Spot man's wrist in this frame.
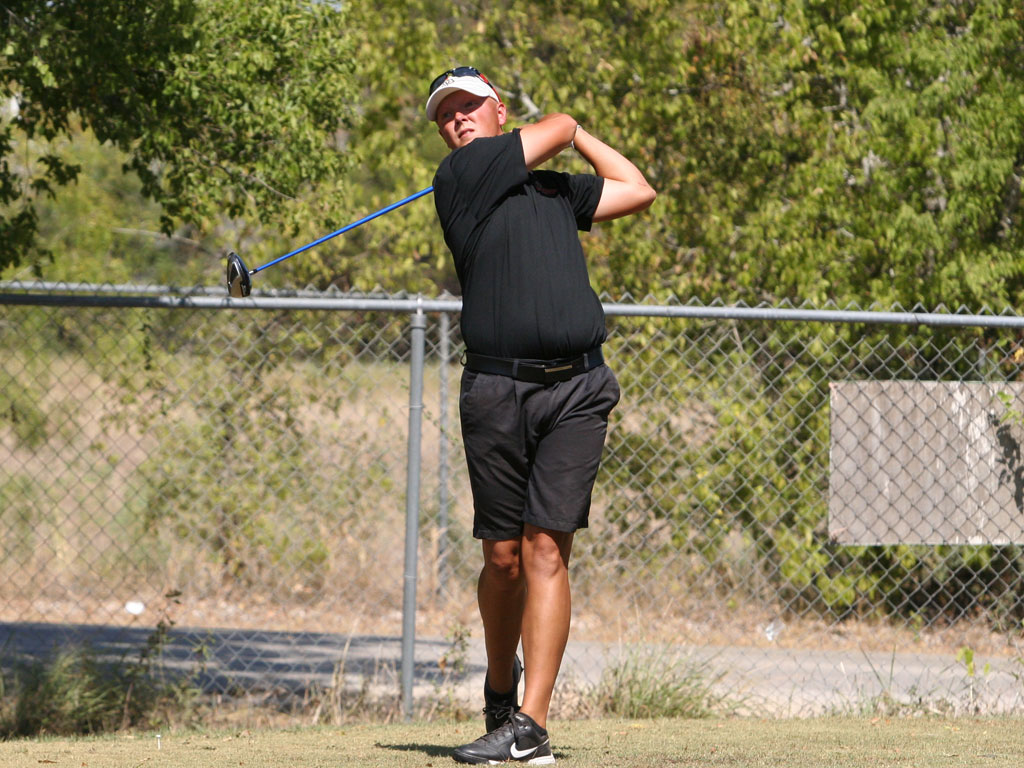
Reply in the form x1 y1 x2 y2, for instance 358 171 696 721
570 123 581 151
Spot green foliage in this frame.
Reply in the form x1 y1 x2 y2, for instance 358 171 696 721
7 1 1024 308
0 381 48 448
129 0 357 238
689 0 1024 310
1 128 215 284
1 0 356 273
333 0 1024 309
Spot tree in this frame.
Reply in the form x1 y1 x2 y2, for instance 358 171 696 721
704 0 1024 311
0 0 356 273
332 0 1024 310
7 0 1024 310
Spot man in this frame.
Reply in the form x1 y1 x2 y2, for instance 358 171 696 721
426 66 655 764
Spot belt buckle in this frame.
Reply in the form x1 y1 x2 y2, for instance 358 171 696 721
543 363 574 375
540 361 578 382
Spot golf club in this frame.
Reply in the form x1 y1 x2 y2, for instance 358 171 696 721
226 186 434 297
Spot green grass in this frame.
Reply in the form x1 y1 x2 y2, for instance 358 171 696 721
0 717 1020 767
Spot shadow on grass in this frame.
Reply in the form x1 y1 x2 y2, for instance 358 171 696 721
374 742 453 758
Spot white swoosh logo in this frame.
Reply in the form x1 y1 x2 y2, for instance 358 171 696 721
509 743 538 759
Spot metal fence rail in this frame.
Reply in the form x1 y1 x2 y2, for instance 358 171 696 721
2 282 1023 718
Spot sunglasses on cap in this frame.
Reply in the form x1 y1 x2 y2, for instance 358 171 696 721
428 66 496 97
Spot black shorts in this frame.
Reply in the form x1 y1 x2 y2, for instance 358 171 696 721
459 364 620 540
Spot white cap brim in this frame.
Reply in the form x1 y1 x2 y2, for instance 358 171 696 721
425 75 499 121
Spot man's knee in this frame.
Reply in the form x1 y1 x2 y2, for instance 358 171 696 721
522 526 573 579
483 539 523 583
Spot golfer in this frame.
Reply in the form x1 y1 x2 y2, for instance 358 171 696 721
426 66 656 764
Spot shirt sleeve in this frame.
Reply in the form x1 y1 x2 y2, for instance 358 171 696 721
565 173 605 232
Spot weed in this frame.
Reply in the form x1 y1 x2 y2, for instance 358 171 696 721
303 632 403 726
0 386 49 448
308 634 378 725
835 648 955 717
586 646 729 719
956 645 993 714
0 590 204 736
423 621 473 721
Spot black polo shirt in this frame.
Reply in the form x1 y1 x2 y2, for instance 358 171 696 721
433 129 605 360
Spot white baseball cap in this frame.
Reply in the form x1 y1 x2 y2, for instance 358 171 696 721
425 66 500 121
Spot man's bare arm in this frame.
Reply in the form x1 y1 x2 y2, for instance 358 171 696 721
571 127 656 221
520 115 655 221
518 113 578 169
519 115 656 220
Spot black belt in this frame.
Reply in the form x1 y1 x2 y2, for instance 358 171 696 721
464 347 604 384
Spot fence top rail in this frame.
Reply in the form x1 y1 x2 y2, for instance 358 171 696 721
2 281 1023 328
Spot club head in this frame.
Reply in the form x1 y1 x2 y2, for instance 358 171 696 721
226 251 252 297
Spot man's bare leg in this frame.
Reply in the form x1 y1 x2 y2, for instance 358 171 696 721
479 538 526 693
518 523 574 729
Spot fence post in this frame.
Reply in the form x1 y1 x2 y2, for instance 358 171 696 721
438 311 451 598
401 302 426 720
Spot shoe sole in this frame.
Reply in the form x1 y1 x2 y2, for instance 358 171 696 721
453 756 555 766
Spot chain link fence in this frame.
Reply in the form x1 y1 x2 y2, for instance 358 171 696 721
2 282 1024 718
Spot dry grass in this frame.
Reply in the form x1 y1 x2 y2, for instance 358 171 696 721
1 353 476 637
4 351 1023 664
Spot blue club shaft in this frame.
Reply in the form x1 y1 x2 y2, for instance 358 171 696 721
251 186 434 275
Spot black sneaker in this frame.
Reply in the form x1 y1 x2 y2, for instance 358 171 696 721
482 655 523 732
453 711 555 765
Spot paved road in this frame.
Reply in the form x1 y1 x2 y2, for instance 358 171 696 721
2 622 1021 716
